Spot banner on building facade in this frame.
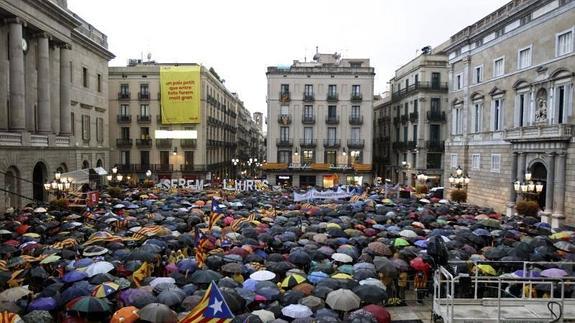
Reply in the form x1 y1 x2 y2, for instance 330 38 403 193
160 65 201 124
293 187 352 202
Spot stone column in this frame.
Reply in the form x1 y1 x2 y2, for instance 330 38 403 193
517 152 526 181
37 33 51 134
552 151 566 228
59 44 71 135
506 152 519 217
50 44 61 134
7 18 26 130
543 152 556 222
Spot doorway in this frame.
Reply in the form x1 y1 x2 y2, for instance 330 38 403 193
32 162 48 202
530 162 547 209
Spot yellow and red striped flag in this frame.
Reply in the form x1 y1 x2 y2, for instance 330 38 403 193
208 213 223 231
132 262 153 288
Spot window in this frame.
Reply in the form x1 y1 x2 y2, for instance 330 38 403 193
493 57 505 77
450 154 458 169
350 150 362 163
352 85 360 96
81 115 90 141
141 151 150 166
455 74 462 90
303 127 313 143
160 151 170 165
328 105 337 118
492 98 503 131
473 103 483 133
327 127 336 141
141 127 150 139
328 84 337 96
140 83 149 95
431 98 440 113
403 126 408 143
304 105 313 118
82 67 88 88
120 84 129 95
280 127 289 141
431 72 441 89
120 151 130 165
351 105 360 118
97 74 101 92
452 106 463 134
120 104 129 116
491 154 501 172
280 84 289 94
555 84 569 124
430 124 440 142
96 117 103 143
184 151 194 166
474 65 483 83
472 154 480 170
351 127 360 142
412 125 417 142
71 112 75 136
413 99 418 112
140 104 149 116
121 127 130 139
556 29 573 56
516 93 527 127
278 151 291 164
518 46 532 69
280 105 289 116
302 150 314 164
326 151 337 165
304 84 313 95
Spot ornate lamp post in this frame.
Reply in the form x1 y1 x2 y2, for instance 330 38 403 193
106 166 124 186
514 172 543 200
231 158 239 179
43 171 72 199
448 166 470 190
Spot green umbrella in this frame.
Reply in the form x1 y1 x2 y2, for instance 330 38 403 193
393 238 410 247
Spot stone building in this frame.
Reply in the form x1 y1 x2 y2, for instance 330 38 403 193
373 94 391 179
108 61 261 181
444 0 575 227
0 0 114 210
383 47 449 186
264 52 375 187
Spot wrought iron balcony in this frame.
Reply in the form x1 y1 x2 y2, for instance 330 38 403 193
138 92 150 100
276 138 293 147
347 139 365 148
153 164 173 172
302 115 315 124
278 114 292 125
326 116 339 125
351 93 363 102
117 115 132 124
116 138 133 147
349 115 363 125
427 111 447 122
180 139 197 148
300 139 317 148
323 139 341 148
156 139 172 149
135 138 152 147
118 92 130 100
303 93 315 102
279 92 290 104
327 93 338 102
137 115 151 123
409 112 419 123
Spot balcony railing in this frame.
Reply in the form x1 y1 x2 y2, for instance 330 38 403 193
426 140 445 152
349 115 363 125
300 139 317 148
347 139 365 148
327 93 338 102
180 164 210 172
351 93 363 102
427 111 447 122
392 141 415 151
153 164 173 172
116 138 133 147
135 138 152 147
118 92 130 100
326 116 339 124
276 138 293 147
180 139 197 148
303 93 315 102
156 139 172 148
409 112 419 123
391 81 448 101
302 115 315 124
407 141 417 150
117 115 132 123
137 115 151 123
323 139 341 148
279 92 290 104
138 92 150 100
278 114 292 125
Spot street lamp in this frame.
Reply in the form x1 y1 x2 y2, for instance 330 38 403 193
514 172 543 200
146 169 152 178
44 172 73 199
231 158 239 179
107 166 124 186
448 166 470 190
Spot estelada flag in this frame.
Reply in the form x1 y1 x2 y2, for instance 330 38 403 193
208 212 223 231
132 262 153 288
180 281 234 323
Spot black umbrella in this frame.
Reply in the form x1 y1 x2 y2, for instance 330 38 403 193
190 269 222 284
353 285 388 304
220 288 246 314
281 290 305 305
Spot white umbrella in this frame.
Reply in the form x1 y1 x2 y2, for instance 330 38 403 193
150 277 176 287
359 278 386 290
84 261 115 277
331 253 353 263
399 230 417 238
252 309 275 322
326 289 361 311
34 207 47 213
250 270 276 281
439 199 449 204
419 198 431 204
281 304 313 319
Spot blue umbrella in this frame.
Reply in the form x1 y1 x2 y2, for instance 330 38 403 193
308 271 329 284
177 259 196 272
61 285 91 304
28 297 57 311
63 270 88 283
473 228 491 237
414 240 428 248
513 270 541 278
73 258 94 268
242 279 257 291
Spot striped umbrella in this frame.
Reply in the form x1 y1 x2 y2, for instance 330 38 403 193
66 296 111 313
91 282 120 298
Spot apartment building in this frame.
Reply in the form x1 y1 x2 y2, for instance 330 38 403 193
0 0 114 210
444 0 575 227
264 52 375 187
108 61 261 181
373 94 392 180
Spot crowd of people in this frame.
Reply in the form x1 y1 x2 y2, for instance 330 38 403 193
0 183 573 323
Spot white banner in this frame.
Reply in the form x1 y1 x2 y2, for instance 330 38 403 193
223 179 269 191
294 187 351 202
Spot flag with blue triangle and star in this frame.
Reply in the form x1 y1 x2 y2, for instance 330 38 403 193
180 281 234 323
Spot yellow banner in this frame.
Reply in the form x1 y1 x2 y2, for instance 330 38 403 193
160 65 201 124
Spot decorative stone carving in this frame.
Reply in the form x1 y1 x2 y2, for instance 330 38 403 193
535 88 548 123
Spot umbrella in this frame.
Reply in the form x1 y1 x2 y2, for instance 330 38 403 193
111 306 139 323
84 261 115 277
367 242 391 256
409 257 431 272
149 277 176 288
22 310 53 323
362 304 391 323
373 257 398 278
281 304 313 319
331 253 353 263
250 270 276 282
288 250 312 266
399 230 417 238
281 274 307 289
63 271 88 283
137 303 178 323
541 268 569 278
326 289 361 311
308 271 329 284
91 282 120 298
28 297 57 311
66 296 111 313
252 309 275 322
353 285 388 304
157 289 185 307
0 287 32 302
191 270 223 284
476 264 497 276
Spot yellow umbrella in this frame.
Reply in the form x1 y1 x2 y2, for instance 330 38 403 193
476 264 496 276
331 273 352 280
550 231 573 240
22 233 40 238
281 274 307 288
326 223 341 230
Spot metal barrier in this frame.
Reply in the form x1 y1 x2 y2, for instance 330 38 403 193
432 261 575 323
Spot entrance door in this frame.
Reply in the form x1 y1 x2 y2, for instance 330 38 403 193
530 162 547 209
33 162 47 202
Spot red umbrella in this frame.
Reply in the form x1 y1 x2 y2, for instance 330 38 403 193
363 304 391 323
409 257 431 272
16 225 30 235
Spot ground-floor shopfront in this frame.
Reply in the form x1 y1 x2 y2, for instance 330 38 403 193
266 172 373 188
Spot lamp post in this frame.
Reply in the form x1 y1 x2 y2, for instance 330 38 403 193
43 171 72 199
106 166 124 186
416 172 428 183
448 166 470 190
231 158 239 179
514 172 543 200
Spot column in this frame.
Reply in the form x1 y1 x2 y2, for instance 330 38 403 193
517 152 526 180
544 152 555 215
59 44 71 135
7 18 25 130
50 44 61 134
37 33 51 134
507 152 519 217
552 151 566 227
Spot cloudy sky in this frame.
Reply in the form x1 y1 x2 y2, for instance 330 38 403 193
69 0 509 117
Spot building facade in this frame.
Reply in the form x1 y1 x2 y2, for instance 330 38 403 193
108 61 261 181
383 48 449 186
264 52 375 187
373 94 391 180
0 0 114 210
444 0 575 227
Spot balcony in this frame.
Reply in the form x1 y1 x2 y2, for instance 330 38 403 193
323 139 341 148
303 93 315 102
117 115 132 124
426 140 445 152
347 139 365 149
300 139 317 148
327 93 338 102
276 138 293 147
116 138 133 147
400 115 409 124
156 139 172 149
138 92 150 100
392 142 406 151
351 93 363 102
393 116 400 125
181 164 209 172
135 138 152 148
407 141 417 150
278 114 292 125
118 92 130 100
391 81 448 101
503 124 573 143
427 111 446 122
409 112 419 123
326 116 339 125
137 115 151 124
279 92 290 104
153 164 173 172
349 115 363 125
180 139 197 148
302 115 315 124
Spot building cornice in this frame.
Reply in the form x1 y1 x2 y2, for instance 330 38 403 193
25 0 81 30
71 29 115 60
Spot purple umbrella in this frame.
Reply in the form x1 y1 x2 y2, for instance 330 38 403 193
177 259 196 272
73 258 94 268
414 240 428 248
513 270 541 278
28 297 57 311
63 271 88 283
541 268 569 278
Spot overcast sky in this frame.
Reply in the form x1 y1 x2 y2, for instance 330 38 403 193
68 0 509 117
